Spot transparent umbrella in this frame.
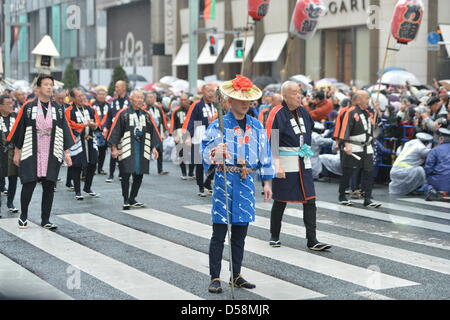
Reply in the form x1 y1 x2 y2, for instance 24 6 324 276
289 74 312 87
159 76 178 86
379 70 421 86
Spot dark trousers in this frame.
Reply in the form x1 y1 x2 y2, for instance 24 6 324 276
97 146 108 173
270 200 318 244
156 144 164 173
209 223 249 279
109 155 117 177
180 163 195 176
70 163 96 194
6 176 18 206
196 164 214 191
351 168 362 191
120 173 144 203
339 167 373 200
20 179 55 225
66 167 72 187
0 177 5 191
0 176 18 207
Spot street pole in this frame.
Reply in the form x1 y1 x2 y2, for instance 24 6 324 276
4 0 11 78
188 0 198 95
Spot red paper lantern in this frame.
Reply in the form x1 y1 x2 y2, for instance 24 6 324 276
290 0 327 40
391 0 424 45
248 0 271 21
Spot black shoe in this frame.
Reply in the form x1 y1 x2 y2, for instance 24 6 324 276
123 203 131 210
18 218 28 229
98 170 107 175
66 185 75 191
7 205 19 214
229 275 256 289
308 241 332 251
363 200 382 208
158 171 169 176
75 193 84 201
339 196 353 206
208 278 223 294
198 189 207 197
105 176 114 183
2 190 8 196
42 222 57 230
269 237 281 247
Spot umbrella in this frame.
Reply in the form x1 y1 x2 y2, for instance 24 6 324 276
379 70 421 86
159 76 178 86
370 93 388 111
377 67 407 76
143 83 156 91
171 79 189 93
319 78 338 83
335 82 350 92
264 83 281 93
367 84 387 93
289 74 312 87
315 80 333 89
252 76 277 90
128 74 148 82
334 92 348 102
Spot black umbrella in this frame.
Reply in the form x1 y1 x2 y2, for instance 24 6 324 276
128 74 148 82
252 76 277 90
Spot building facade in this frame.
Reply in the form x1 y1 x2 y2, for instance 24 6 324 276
3 0 172 87
169 0 450 86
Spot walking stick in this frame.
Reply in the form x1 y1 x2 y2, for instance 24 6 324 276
215 88 235 300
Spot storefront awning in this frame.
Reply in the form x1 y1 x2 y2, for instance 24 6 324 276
222 36 255 63
197 39 225 65
253 32 288 63
172 42 190 66
439 25 450 57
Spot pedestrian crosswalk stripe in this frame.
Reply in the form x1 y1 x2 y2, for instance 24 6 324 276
123 208 419 290
398 198 450 210
315 201 450 234
355 291 395 300
0 253 73 300
350 199 450 221
186 205 450 276
255 202 450 251
0 219 201 300
60 213 324 300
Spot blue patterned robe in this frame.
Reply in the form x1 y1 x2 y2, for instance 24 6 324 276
201 111 275 225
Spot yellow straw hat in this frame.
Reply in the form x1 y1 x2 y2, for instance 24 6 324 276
219 75 262 101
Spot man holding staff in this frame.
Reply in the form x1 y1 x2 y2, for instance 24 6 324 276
202 75 274 294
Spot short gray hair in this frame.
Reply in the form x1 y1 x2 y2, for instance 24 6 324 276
281 81 299 96
130 90 144 98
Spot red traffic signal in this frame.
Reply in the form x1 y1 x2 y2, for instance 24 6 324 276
209 35 218 56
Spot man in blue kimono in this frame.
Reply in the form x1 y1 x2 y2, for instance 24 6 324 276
265 81 331 251
424 128 450 201
202 75 274 294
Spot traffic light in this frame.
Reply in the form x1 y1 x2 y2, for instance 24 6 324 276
209 35 218 56
234 38 244 58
